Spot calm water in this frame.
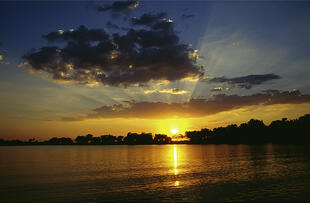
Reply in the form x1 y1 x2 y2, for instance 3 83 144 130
1 145 310 202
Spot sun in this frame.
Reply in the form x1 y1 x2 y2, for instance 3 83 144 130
171 128 179 135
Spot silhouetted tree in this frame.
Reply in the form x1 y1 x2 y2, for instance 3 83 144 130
116 136 124 144
46 137 73 145
185 115 310 145
75 135 89 145
124 132 153 144
124 132 138 144
100 135 117 145
137 133 153 144
154 134 172 144
186 128 211 144
90 136 101 145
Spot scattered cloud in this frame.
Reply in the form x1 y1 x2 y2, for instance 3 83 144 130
0 44 9 65
206 74 281 89
42 26 109 43
23 12 203 87
97 0 139 13
181 14 195 20
63 89 310 120
106 21 120 30
232 42 240 46
0 61 10 65
58 29 64 35
211 87 229 92
131 12 166 26
144 88 188 95
121 27 130 31
159 88 188 95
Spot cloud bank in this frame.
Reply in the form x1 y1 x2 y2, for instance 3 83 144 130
97 0 139 13
206 74 281 89
63 89 310 120
144 88 188 95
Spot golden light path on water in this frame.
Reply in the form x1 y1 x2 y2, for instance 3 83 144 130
174 146 178 174
173 146 180 186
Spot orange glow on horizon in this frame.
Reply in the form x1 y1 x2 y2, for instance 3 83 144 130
2 103 310 141
156 118 189 137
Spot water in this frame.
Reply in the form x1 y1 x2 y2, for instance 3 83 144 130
1 145 310 202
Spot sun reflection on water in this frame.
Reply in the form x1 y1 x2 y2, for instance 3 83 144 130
172 146 180 187
174 146 178 175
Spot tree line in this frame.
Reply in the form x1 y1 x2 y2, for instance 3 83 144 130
0 133 172 146
185 114 310 144
0 114 309 146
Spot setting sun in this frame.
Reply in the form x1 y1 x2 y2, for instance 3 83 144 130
171 128 179 135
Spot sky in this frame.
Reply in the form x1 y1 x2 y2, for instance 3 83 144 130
1 0 310 140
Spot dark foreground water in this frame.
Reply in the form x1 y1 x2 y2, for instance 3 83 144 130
1 145 310 202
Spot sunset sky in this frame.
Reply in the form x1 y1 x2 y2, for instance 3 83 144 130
1 1 310 140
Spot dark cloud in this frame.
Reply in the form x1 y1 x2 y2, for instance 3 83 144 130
130 12 175 33
97 0 139 13
132 29 179 47
181 14 195 20
106 21 120 30
63 89 310 120
206 74 281 89
131 13 166 26
0 42 9 64
262 89 282 94
42 26 110 43
121 27 130 31
23 13 202 87
0 50 8 55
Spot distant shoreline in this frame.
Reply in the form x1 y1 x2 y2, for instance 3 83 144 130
1 114 310 146
1 143 310 147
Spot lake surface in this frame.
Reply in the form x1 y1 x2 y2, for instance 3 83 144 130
1 145 310 202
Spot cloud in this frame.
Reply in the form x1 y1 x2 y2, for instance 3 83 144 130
130 13 176 33
97 0 139 13
42 25 110 43
181 14 195 20
63 89 310 120
0 44 9 65
121 27 130 31
144 88 188 95
23 13 203 87
211 87 230 92
206 74 281 89
131 12 166 26
106 21 120 30
159 88 188 95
